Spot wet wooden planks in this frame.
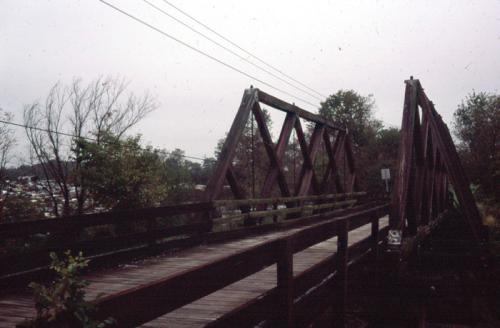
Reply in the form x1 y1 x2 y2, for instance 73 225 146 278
141 219 386 327
0 218 386 328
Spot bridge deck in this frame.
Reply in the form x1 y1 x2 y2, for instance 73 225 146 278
0 217 387 327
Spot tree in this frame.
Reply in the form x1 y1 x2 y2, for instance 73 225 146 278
163 149 195 203
1 194 45 223
23 77 156 217
215 109 272 198
365 127 400 193
318 90 382 190
0 108 15 186
81 133 168 210
318 90 381 149
453 92 500 203
0 108 16 221
187 157 216 186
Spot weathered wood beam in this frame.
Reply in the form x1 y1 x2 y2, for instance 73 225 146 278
333 220 349 327
255 89 345 131
252 103 291 198
420 129 434 225
225 165 247 201
276 239 294 327
91 205 388 327
390 79 418 231
213 191 366 208
322 131 344 193
294 118 321 194
260 112 296 200
343 133 359 192
412 106 425 227
204 89 256 201
416 81 485 242
295 123 325 196
213 199 357 224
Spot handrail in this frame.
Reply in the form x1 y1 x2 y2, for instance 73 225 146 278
0 202 213 238
213 192 366 207
213 199 357 224
0 192 367 238
91 204 389 327
0 193 369 281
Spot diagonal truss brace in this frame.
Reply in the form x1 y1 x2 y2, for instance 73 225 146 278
204 88 359 214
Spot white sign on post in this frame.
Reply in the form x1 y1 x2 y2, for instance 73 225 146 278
381 168 390 180
380 168 391 192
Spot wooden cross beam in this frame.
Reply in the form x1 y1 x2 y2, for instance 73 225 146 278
294 121 324 196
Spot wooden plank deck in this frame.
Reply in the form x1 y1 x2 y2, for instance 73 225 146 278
0 217 387 327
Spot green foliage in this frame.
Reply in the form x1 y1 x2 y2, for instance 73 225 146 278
186 157 216 185
364 127 401 193
1 193 45 223
318 90 389 192
163 149 195 203
80 133 169 210
319 90 381 148
25 251 114 328
453 91 500 204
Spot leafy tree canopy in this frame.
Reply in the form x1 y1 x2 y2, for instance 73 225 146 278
453 91 500 203
80 133 169 210
318 90 382 148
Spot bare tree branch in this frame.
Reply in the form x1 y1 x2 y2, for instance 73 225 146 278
23 76 157 217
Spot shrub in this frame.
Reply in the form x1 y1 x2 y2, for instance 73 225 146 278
21 251 114 328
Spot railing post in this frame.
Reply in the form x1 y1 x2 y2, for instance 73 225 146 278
146 214 157 249
334 220 349 328
276 238 294 327
203 204 215 233
370 212 380 286
371 212 379 260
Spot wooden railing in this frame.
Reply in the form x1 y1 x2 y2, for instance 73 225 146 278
89 204 389 327
0 192 368 283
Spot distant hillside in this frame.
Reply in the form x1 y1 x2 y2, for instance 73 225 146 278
4 162 73 180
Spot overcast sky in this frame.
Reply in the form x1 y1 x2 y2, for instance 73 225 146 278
1 0 500 164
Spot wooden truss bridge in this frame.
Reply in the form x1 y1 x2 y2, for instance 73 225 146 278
0 78 487 327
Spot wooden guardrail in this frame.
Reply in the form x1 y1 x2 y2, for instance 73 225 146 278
89 203 389 327
0 192 367 283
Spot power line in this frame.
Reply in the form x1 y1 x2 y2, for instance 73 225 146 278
0 119 83 140
142 0 323 102
159 0 328 99
98 0 320 109
0 119 208 162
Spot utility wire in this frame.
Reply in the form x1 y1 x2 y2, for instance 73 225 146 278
159 0 328 99
143 0 323 102
98 0 320 109
0 119 208 162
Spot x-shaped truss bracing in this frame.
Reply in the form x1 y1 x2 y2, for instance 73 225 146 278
204 88 358 211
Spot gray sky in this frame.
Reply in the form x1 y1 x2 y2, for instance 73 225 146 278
1 0 500 164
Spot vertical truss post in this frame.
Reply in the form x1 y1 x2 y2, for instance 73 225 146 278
390 78 419 237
